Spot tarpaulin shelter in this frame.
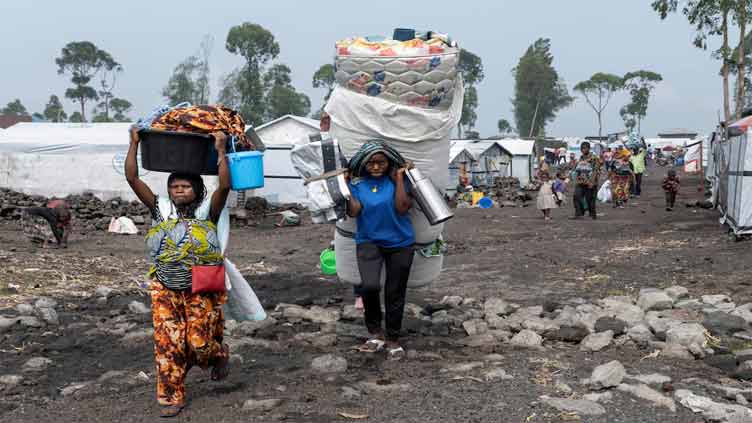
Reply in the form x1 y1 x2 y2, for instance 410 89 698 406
717 116 752 235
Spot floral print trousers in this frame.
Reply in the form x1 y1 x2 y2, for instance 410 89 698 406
150 281 228 406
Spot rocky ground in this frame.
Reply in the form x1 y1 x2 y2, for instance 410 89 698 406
2 167 752 422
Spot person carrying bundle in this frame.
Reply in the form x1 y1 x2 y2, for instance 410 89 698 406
125 127 232 418
346 141 414 360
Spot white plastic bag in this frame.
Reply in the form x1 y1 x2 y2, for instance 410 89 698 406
597 180 612 203
107 216 138 235
223 258 267 322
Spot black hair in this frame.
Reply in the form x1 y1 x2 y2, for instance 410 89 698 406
581 141 591 149
167 172 207 218
667 169 677 177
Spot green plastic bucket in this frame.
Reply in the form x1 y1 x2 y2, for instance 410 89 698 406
320 248 337 275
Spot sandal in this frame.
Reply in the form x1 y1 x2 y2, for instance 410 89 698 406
387 346 406 361
211 344 230 381
357 339 385 353
160 404 185 418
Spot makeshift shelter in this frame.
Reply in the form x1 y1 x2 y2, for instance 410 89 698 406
255 114 320 145
495 139 535 185
717 116 752 235
448 143 474 192
449 140 512 188
0 122 307 204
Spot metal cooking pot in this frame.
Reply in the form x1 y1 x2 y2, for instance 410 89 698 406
405 167 454 225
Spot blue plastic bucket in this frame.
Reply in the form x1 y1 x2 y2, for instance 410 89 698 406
227 151 264 191
478 197 493 209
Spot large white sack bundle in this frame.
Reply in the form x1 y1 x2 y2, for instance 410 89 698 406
325 84 462 192
334 215 443 288
325 81 463 143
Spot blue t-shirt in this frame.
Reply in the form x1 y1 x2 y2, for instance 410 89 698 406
349 175 414 248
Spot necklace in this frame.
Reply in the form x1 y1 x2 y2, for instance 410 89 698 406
371 185 378 193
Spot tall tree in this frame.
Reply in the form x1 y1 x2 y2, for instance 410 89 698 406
110 98 133 122
1 99 30 117
512 38 573 138
497 118 513 134
729 30 752 110
163 56 205 105
263 64 310 119
225 22 280 126
458 50 484 138
69 111 84 123
652 0 735 121
734 2 751 118
43 95 67 122
621 71 663 133
574 73 623 138
312 63 336 104
55 41 118 122
97 62 123 121
162 35 213 105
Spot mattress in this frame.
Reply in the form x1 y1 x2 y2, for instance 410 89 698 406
334 37 460 109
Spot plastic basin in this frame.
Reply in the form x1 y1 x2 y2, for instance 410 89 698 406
320 248 337 275
478 197 493 209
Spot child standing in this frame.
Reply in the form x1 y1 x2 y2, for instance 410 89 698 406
552 172 568 207
662 169 680 211
537 170 558 221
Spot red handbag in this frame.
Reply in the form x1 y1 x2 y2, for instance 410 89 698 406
191 264 226 294
185 221 226 294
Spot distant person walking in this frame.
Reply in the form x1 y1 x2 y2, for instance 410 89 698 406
662 168 680 211
630 148 647 197
571 142 601 220
609 150 633 209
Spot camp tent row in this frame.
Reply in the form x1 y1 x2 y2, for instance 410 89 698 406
0 119 535 205
708 116 752 236
448 139 535 193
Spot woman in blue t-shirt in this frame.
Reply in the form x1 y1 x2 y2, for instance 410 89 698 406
347 144 414 360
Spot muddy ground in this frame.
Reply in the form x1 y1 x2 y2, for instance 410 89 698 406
0 167 750 422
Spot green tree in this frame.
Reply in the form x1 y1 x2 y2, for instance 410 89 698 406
512 38 573 138
1 99 30 117
458 49 484 138
32 112 44 120
97 63 123 121
263 64 310 119
110 98 133 122
225 22 280 125
573 73 623 138
621 71 663 133
312 64 336 105
43 95 67 122
69 111 84 123
162 35 213 105
652 0 738 120
497 118 514 134
56 41 119 122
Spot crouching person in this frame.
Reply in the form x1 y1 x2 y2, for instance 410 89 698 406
346 142 415 361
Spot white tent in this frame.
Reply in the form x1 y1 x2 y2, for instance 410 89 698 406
255 115 320 146
496 139 535 186
0 122 305 205
0 122 184 201
717 117 752 235
448 143 473 192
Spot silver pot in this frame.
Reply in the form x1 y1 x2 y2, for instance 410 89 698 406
406 168 454 225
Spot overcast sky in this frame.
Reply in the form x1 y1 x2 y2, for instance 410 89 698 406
0 0 727 137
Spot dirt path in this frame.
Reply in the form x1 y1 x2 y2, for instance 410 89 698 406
1 165 750 422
